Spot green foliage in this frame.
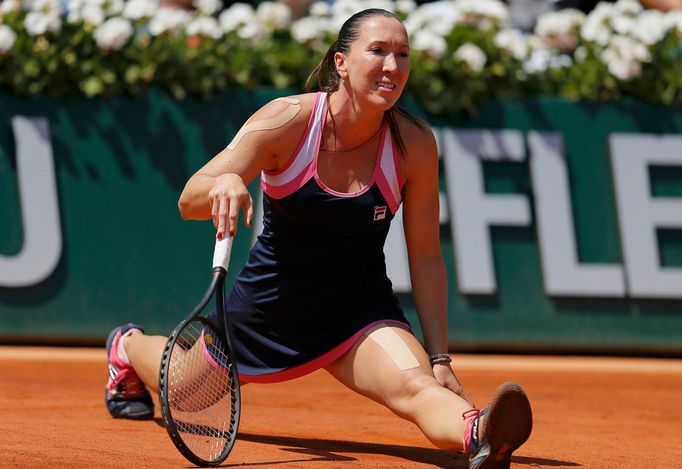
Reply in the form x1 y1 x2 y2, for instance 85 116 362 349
1 5 681 117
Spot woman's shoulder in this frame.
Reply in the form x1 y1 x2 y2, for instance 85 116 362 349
247 92 320 142
259 92 319 118
392 109 437 156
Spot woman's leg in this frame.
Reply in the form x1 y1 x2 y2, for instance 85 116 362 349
325 325 473 450
123 330 167 393
325 324 533 467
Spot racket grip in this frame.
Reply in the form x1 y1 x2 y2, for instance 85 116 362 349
212 235 234 271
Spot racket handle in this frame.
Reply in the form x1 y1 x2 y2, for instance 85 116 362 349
212 235 234 271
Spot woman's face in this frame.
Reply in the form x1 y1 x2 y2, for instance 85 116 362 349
337 16 410 110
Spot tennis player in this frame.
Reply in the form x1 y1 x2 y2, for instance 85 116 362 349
104 8 532 468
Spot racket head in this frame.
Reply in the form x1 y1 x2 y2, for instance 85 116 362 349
159 279 241 467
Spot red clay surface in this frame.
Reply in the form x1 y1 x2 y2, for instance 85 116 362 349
0 347 680 468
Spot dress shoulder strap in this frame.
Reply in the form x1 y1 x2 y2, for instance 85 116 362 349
375 124 404 214
261 92 327 199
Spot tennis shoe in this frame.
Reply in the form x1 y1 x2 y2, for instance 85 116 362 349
463 382 533 469
105 323 154 420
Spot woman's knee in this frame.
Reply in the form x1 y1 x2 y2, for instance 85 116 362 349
390 373 440 415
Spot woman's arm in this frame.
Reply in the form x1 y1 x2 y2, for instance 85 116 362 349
401 127 447 357
401 123 473 404
178 95 310 237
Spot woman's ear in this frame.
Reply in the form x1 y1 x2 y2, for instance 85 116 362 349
334 52 348 80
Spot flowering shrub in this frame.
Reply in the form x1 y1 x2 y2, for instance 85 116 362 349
0 0 681 115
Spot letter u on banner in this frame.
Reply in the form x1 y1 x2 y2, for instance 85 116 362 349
0 117 62 287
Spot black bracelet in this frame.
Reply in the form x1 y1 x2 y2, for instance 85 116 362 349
429 353 452 366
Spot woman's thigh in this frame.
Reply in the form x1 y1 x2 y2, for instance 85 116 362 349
324 324 437 413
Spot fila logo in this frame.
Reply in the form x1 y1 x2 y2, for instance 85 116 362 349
373 206 387 221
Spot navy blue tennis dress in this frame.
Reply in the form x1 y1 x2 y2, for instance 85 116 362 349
226 92 410 383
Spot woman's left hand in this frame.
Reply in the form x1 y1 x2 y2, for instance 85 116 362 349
432 363 475 407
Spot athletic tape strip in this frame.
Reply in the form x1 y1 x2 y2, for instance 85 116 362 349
226 98 301 150
366 326 420 371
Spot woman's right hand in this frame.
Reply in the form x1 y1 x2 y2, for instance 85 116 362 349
208 173 253 239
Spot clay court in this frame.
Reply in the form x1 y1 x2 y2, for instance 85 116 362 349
0 347 680 468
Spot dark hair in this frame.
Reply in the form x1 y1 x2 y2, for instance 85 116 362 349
305 8 428 155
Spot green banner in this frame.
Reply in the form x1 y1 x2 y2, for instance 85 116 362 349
1 90 681 354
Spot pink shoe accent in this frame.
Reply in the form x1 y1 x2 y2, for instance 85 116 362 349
200 329 229 374
106 329 146 399
462 408 481 454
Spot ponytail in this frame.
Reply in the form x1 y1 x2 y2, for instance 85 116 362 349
305 41 341 93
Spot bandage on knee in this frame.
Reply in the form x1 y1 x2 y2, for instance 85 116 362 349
366 326 420 371
226 97 301 150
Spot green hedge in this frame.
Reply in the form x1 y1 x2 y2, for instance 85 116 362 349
0 0 681 115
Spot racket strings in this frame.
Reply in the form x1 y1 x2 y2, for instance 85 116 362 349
167 320 238 461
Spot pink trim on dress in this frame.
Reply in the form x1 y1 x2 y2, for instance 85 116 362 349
261 92 327 198
261 161 316 199
200 329 229 374
263 93 321 178
239 319 411 384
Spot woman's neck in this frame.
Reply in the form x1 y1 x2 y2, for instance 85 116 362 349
326 91 385 152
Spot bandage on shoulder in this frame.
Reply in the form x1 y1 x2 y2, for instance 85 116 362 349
226 97 301 150
366 325 420 371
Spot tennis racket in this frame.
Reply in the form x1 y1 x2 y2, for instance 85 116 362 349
159 235 241 467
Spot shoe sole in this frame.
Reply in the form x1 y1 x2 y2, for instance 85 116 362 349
479 382 533 469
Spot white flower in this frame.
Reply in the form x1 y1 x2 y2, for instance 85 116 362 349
236 20 263 40
331 0 366 24
361 0 395 13
535 9 585 37
611 14 635 35
605 55 641 80
523 47 552 74
94 17 133 50
186 16 222 38
148 7 192 35
614 0 643 16
454 43 487 72
549 54 572 69
600 35 650 80
535 9 584 51
396 0 417 16
494 29 529 60
309 1 330 17
590 2 616 21
412 28 447 59
574 45 588 61
291 16 326 43
24 11 62 35
632 9 666 45
123 0 156 20
0 24 17 53
81 4 104 25
405 1 461 36
30 0 62 15
105 0 124 15
219 3 256 33
456 0 509 29
256 1 292 31
194 0 222 16
0 0 21 16
581 14 611 45
663 10 682 34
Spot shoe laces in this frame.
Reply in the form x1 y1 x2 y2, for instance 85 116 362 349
462 408 482 454
119 372 145 398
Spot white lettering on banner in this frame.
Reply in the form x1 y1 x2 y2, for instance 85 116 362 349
440 129 531 295
528 132 626 296
610 134 682 298
0 117 62 287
